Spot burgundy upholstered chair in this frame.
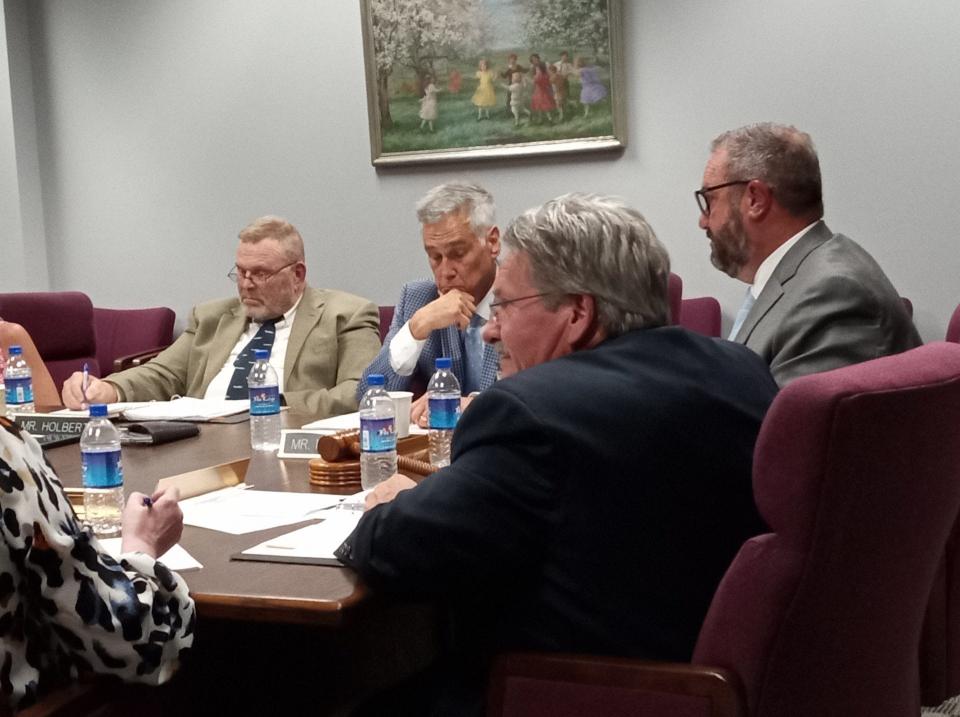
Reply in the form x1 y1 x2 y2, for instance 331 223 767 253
93 306 175 374
489 342 960 717
678 297 722 337
378 305 395 344
0 291 99 388
946 303 960 344
667 273 682 325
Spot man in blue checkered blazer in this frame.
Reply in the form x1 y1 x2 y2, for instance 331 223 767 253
359 183 500 402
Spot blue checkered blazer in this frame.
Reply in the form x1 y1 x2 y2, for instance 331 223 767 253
358 280 499 398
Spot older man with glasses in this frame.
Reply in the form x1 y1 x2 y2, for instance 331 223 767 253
62 216 380 419
336 193 779 717
697 122 920 385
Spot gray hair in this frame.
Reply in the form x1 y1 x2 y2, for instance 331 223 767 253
711 122 823 218
238 215 305 262
502 193 671 336
415 182 496 239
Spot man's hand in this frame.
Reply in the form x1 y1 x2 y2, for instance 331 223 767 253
120 486 184 558
364 474 417 510
408 289 476 340
61 372 120 410
412 394 476 429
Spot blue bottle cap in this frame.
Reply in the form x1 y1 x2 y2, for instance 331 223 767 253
89 404 108 417
253 349 270 360
435 357 452 369
8 345 22 355
368 374 385 386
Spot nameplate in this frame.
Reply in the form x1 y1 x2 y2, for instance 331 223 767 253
14 414 90 437
278 429 326 459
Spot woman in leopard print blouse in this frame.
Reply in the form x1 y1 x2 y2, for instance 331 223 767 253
0 417 195 712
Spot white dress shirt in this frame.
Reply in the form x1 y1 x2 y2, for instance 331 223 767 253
388 287 494 375
203 293 302 399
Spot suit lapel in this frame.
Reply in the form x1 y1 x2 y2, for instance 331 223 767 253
286 287 324 380
737 221 832 343
201 305 248 389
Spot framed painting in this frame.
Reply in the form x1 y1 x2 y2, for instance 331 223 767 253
359 0 625 167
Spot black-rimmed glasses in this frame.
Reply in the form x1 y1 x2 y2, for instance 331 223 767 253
489 292 555 322
227 261 298 285
694 180 751 216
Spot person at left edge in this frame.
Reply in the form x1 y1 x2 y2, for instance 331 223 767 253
61 216 381 420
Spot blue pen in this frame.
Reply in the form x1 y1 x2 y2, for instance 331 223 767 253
142 496 153 508
81 362 90 405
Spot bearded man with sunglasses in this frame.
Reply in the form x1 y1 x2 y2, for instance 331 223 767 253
62 216 380 419
697 122 920 386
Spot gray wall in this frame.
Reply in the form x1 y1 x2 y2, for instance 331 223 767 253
6 0 959 341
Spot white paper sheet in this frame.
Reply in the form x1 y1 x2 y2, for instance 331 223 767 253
99 539 203 572
50 402 152 418
301 410 427 435
179 486 344 534
240 511 363 562
121 397 250 422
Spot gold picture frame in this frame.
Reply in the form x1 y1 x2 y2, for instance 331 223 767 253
360 0 625 167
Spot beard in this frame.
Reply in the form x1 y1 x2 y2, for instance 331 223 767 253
708 206 751 279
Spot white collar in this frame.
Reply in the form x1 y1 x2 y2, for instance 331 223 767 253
750 221 819 299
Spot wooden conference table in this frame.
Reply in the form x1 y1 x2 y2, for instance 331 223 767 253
43 414 437 714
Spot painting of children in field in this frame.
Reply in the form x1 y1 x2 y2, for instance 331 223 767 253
362 0 623 165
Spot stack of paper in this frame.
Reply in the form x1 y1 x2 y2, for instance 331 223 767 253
179 486 344 534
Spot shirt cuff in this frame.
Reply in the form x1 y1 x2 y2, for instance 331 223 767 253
389 322 428 376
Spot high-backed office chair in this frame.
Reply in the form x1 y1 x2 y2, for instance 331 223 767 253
946 303 960 344
902 296 914 318
678 297 722 337
378 305 395 344
667 273 682 325
0 292 99 389
921 302 960 704
489 342 960 717
93 306 175 374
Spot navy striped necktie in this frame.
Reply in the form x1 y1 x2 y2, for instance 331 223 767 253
226 318 278 399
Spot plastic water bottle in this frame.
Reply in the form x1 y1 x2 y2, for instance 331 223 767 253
359 374 397 489
427 357 461 467
4 346 34 413
248 348 281 452
81 404 124 538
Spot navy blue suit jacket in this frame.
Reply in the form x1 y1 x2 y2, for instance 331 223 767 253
339 327 778 716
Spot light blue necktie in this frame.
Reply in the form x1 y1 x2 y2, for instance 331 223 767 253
463 314 486 394
728 288 756 341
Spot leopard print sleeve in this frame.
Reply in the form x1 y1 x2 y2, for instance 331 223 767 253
0 418 195 712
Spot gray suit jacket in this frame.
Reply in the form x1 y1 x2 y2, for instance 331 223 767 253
734 221 921 385
107 286 381 419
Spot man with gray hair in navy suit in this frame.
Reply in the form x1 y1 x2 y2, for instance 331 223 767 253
359 182 501 420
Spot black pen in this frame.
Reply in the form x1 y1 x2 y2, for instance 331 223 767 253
142 496 153 509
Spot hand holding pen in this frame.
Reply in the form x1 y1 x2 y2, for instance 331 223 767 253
61 368 121 410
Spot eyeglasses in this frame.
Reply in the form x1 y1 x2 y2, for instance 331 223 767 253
694 180 751 216
489 292 555 322
227 261 298 285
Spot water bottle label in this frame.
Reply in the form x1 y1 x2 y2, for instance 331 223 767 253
428 396 460 430
81 450 124 488
360 417 397 452
5 377 33 405
249 385 280 415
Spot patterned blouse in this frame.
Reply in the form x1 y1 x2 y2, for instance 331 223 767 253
0 418 195 712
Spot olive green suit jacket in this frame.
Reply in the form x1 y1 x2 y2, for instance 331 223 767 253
107 286 380 420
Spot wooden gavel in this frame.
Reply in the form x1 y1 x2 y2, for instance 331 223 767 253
316 428 437 477
317 429 361 462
